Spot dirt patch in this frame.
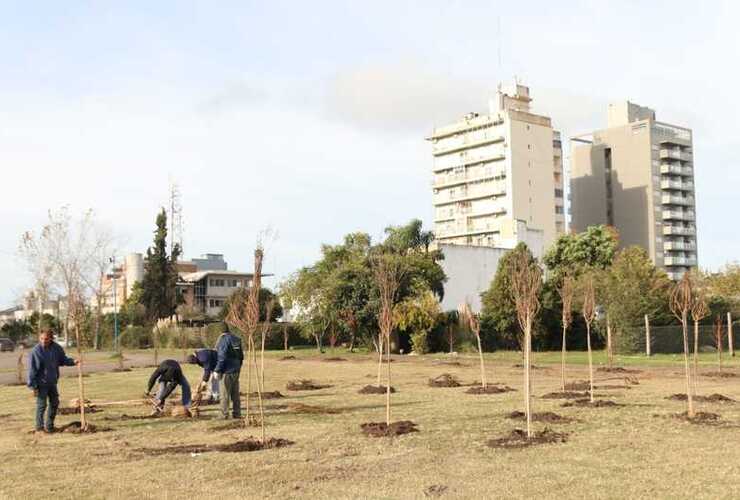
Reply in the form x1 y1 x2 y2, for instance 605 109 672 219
323 357 347 362
428 373 462 388
210 420 245 431
103 413 161 421
360 420 419 437
0 414 13 420
561 399 622 408
289 403 342 414
541 391 591 400
286 379 332 391
136 437 294 455
512 364 548 370
433 360 467 367
241 391 285 399
564 381 592 391
507 411 574 423
279 355 296 361
671 411 722 424
596 367 641 374
466 385 516 395
666 393 736 403
112 368 132 372
487 428 568 449
58 421 112 433
424 485 449 497
57 406 103 415
358 385 396 394
704 371 738 378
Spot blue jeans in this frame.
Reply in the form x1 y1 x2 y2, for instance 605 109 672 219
35 384 60 431
155 378 192 408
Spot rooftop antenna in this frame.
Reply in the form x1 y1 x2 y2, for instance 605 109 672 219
168 178 184 256
497 16 502 74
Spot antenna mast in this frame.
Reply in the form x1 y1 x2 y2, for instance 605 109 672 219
168 179 184 255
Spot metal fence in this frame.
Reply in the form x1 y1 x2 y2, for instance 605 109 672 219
632 319 739 355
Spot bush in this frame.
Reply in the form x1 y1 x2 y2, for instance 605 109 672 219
409 331 429 354
120 326 150 349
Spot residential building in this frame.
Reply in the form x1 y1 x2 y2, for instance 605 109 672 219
179 270 255 317
570 101 697 280
428 82 565 253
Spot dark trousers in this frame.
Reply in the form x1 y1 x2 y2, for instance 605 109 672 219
220 372 241 418
35 384 60 431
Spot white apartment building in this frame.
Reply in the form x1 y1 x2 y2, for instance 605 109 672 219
428 82 565 254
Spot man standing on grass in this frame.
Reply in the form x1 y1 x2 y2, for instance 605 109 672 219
27 329 79 433
145 359 192 416
214 327 244 419
186 348 219 403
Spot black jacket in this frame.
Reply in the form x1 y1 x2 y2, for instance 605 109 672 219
147 360 185 399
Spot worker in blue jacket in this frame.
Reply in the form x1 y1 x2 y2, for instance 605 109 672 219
27 330 79 433
214 328 244 419
187 349 219 403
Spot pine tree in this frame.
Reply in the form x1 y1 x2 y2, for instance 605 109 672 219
140 209 181 322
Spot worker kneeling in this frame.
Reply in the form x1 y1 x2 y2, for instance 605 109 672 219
145 359 191 416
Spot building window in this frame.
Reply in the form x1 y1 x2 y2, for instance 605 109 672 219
555 188 563 198
209 279 225 287
555 206 564 214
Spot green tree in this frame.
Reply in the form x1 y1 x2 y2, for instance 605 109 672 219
220 287 283 323
1 319 33 342
544 225 619 281
600 246 672 353
394 289 440 354
139 209 181 322
480 243 539 349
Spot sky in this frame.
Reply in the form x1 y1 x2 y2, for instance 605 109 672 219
1 1 739 307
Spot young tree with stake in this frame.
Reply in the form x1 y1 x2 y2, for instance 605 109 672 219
670 274 695 418
509 251 542 439
557 274 574 392
690 290 709 396
581 274 597 404
460 302 487 389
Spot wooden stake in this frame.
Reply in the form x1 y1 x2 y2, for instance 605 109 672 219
75 325 87 430
16 348 24 385
644 314 651 357
728 312 735 357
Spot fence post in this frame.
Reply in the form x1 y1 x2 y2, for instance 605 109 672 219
728 312 735 358
644 314 651 357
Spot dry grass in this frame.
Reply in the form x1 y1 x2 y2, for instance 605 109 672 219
1 349 739 499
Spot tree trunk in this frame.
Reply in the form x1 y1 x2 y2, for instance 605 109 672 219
475 330 486 389
251 336 265 442
376 336 383 387
348 330 355 352
560 323 567 392
75 325 87 430
586 322 594 403
524 316 532 439
728 312 735 357
283 324 289 351
606 317 613 369
260 330 266 390
681 315 694 418
385 332 391 427
448 326 454 353
245 338 252 423
16 348 24 385
644 314 651 357
692 320 699 397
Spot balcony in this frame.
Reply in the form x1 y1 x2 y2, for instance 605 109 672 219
664 240 696 251
663 225 696 236
432 168 506 188
434 185 507 205
660 149 692 162
661 195 695 206
433 152 506 173
663 210 696 221
433 133 505 156
660 164 693 176
661 179 694 191
664 256 697 267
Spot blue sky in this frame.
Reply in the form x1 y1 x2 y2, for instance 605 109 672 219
1 1 738 306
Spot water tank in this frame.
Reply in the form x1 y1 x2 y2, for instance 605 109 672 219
125 253 144 297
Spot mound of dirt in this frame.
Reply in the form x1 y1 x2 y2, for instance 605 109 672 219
507 411 574 423
596 367 641 374
288 403 341 414
360 420 419 437
57 406 103 415
0 414 12 420
466 385 516 395
242 391 285 399
58 421 112 434
323 357 347 362
112 368 132 373
137 437 294 455
704 371 738 378
428 373 462 388
674 411 722 424
358 385 396 394
487 428 568 449
561 399 621 408
512 364 548 370
564 381 592 391
541 391 591 400
286 379 332 391
103 414 160 421
433 360 467 367
666 393 736 403
279 355 297 361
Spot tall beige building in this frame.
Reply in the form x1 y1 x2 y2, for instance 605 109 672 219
428 83 565 255
570 102 697 280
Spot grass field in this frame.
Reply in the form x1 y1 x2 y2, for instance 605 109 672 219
1 349 739 499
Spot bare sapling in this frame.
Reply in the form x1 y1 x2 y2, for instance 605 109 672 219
606 314 614 370
69 289 88 430
16 347 24 385
282 323 289 351
557 274 574 392
670 274 695 418
226 247 266 441
690 291 708 396
581 274 596 403
376 332 383 387
373 255 404 427
509 252 542 439
460 302 486 389
714 315 723 374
